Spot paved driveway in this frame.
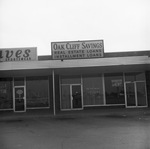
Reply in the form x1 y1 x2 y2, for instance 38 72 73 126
0 109 150 149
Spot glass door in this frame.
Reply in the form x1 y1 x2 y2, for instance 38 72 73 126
126 82 136 107
125 82 147 108
71 85 82 109
14 86 26 112
61 84 83 110
136 82 147 107
61 85 71 110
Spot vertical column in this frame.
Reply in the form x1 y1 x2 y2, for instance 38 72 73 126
145 71 150 107
102 73 106 105
52 70 56 115
13 77 15 112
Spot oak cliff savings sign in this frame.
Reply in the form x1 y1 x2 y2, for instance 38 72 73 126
51 40 104 60
0 47 37 62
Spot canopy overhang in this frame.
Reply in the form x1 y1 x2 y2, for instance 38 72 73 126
0 56 149 77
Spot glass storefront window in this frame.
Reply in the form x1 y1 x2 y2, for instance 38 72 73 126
0 78 13 109
105 73 125 104
61 75 81 84
26 76 49 108
83 75 104 105
136 82 147 106
14 77 24 86
125 72 145 82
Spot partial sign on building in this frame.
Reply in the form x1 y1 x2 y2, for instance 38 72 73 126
51 40 104 60
0 47 37 62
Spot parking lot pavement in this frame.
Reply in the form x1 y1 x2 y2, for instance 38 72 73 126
0 108 150 149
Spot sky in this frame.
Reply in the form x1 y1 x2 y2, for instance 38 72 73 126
0 0 150 55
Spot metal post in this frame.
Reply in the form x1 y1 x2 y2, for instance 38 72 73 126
52 69 56 116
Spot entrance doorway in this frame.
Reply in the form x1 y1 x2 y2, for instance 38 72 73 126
14 86 26 112
72 85 82 109
13 77 26 112
61 84 83 110
125 81 147 108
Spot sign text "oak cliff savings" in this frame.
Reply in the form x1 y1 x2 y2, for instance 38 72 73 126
51 40 104 60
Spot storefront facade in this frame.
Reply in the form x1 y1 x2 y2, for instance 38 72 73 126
0 43 150 113
59 72 147 111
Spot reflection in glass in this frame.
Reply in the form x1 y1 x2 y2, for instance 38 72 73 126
14 77 24 86
136 72 145 81
105 73 125 104
126 83 136 106
61 75 81 84
0 78 13 109
61 85 71 109
136 82 147 106
26 76 49 108
125 72 145 82
83 75 104 105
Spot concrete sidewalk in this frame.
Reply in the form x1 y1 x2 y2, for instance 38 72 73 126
0 107 150 121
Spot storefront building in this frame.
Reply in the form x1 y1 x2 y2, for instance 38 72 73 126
0 41 150 114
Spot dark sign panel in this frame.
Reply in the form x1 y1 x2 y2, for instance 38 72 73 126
0 47 37 62
51 40 104 60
